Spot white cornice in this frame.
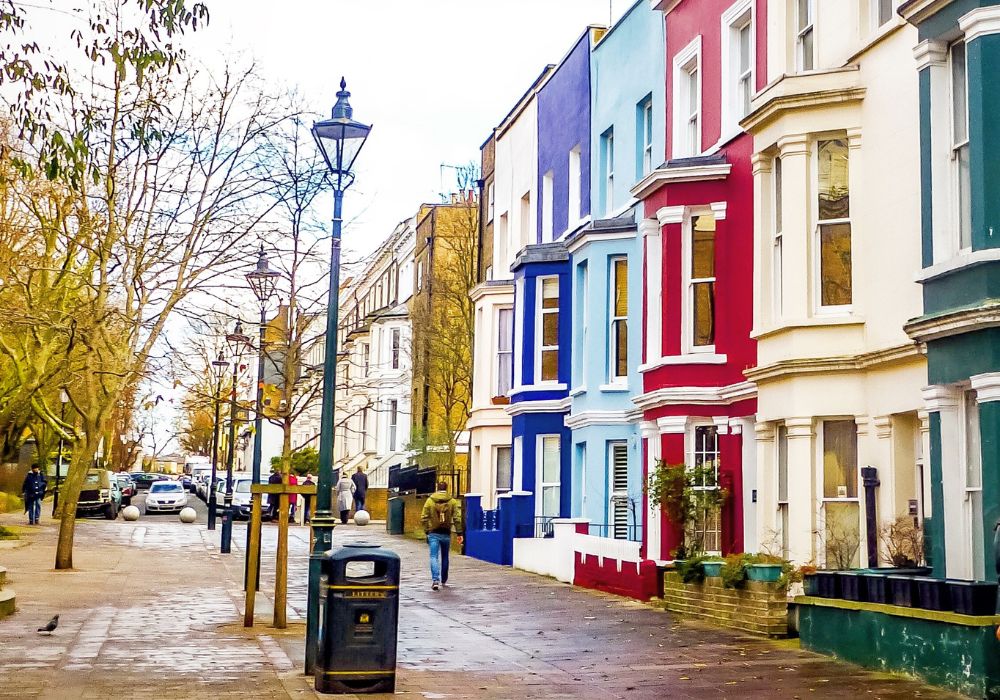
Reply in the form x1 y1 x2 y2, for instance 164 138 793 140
631 163 732 200
905 302 1000 344
566 228 636 255
971 373 1000 403
469 281 515 303
899 0 955 25
656 205 686 226
745 344 922 383
639 353 728 373
638 217 660 238
656 416 688 434
633 381 757 411
916 248 1000 282
913 40 948 70
922 384 960 411
504 397 571 416
960 6 1000 44
564 410 632 430
710 201 728 221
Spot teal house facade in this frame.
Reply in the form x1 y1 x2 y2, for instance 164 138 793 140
902 0 1000 581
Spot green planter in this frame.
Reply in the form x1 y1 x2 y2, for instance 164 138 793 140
748 563 782 583
702 561 724 578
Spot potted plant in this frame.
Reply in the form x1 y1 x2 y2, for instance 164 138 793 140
947 580 998 616
702 558 724 578
747 554 784 583
877 516 931 575
720 553 753 589
646 461 728 565
676 554 710 584
887 574 916 607
914 577 950 611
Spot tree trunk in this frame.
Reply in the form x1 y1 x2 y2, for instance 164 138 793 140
273 418 293 629
54 433 101 570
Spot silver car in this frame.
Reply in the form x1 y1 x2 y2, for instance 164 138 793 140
144 481 189 514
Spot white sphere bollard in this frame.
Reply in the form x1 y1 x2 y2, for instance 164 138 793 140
122 505 141 521
353 510 370 526
178 507 197 524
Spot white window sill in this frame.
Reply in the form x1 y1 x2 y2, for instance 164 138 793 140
511 383 568 393
599 382 630 393
918 248 1000 282
569 385 586 397
638 353 728 372
751 316 865 340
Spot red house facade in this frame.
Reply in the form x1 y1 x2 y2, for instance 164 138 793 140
633 0 765 561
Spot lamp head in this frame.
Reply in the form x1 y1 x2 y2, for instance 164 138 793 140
311 78 372 190
246 244 281 304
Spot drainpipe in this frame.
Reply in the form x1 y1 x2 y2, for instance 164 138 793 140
861 466 880 567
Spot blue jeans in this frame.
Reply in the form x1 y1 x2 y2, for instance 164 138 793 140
354 496 366 512
27 498 41 524
427 532 450 584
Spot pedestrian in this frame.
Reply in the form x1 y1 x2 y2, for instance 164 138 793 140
335 471 355 524
302 473 314 524
351 466 368 513
420 480 463 591
21 462 47 526
267 468 282 521
288 472 298 522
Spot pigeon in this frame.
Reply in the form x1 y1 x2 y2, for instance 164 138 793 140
37 615 59 634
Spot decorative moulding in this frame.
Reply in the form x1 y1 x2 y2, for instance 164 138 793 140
630 162 732 200
959 6 1000 44
971 373 1000 403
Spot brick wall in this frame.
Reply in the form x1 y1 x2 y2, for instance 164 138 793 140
365 488 388 520
662 572 789 638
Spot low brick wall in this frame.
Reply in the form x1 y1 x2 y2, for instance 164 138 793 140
662 572 789 637
365 488 388 520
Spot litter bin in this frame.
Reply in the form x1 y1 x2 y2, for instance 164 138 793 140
386 497 404 535
316 543 401 694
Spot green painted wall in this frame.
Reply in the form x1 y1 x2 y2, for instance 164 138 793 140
981 401 1000 582
918 0 984 42
927 327 1000 384
799 603 1000 698
967 33 1000 252
919 67 935 268
929 414 947 578
922 262 1000 315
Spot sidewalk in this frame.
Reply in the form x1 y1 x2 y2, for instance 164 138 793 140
0 506 963 699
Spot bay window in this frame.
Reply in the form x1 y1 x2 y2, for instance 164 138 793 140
687 213 717 350
690 424 721 554
797 0 814 72
537 277 560 383
951 40 971 251
538 435 561 518
496 307 513 396
495 445 513 493
609 257 628 381
816 138 852 311
821 419 860 569
961 390 984 579
773 156 783 319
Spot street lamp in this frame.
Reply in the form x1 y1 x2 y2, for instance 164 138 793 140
221 319 251 554
52 389 69 516
208 351 230 531
306 78 371 674
245 244 280 588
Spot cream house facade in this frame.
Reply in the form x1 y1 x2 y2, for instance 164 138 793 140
744 0 926 567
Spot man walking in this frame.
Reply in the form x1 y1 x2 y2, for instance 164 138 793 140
22 462 47 525
302 473 314 524
420 481 462 590
267 468 282 521
351 466 368 513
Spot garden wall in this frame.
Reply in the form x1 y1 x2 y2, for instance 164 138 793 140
662 572 789 637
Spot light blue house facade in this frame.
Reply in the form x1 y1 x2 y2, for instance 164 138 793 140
566 0 665 540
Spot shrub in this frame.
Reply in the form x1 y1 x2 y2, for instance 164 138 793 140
0 492 24 514
720 553 754 589
0 525 18 539
677 555 711 584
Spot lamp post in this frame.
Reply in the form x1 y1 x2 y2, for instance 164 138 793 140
305 78 371 674
245 244 280 588
52 390 69 516
208 351 230 530
221 319 250 554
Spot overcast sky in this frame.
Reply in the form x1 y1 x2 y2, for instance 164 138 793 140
191 0 632 258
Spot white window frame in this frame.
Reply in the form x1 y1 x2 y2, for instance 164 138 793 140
535 275 560 384
950 40 972 253
541 170 554 242
772 156 783 320
959 389 985 580
872 0 895 30
536 434 562 519
671 36 702 159
608 256 628 383
796 0 815 72
495 444 513 494
519 192 532 249
568 145 582 227
817 418 861 569
361 342 370 377
682 210 717 354
495 212 509 279
387 399 398 452
487 181 495 223
390 327 401 370
813 137 853 315
687 422 722 555
608 441 630 540
639 96 654 177
775 424 790 559
720 0 754 135
495 306 513 397
602 128 615 215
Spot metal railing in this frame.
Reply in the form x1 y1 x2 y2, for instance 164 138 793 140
534 516 555 539
587 523 642 542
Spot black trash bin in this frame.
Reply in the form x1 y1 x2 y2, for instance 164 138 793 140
316 543 401 694
386 497 404 535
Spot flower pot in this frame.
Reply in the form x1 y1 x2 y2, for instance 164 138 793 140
887 575 916 607
914 577 950 611
947 580 998 616
815 571 840 598
861 573 889 604
747 563 782 583
803 573 820 596
836 572 866 602
702 561 724 578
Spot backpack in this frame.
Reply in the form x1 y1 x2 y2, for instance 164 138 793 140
433 499 453 529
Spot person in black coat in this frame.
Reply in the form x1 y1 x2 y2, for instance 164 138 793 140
267 469 283 520
351 466 368 513
22 463 47 525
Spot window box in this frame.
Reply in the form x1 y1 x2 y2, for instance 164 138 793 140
836 571 865 602
490 396 510 406
914 577 950 612
887 575 916 607
748 563 782 583
947 580 997 616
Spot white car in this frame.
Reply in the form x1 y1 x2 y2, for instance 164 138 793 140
213 476 258 520
144 481 189 514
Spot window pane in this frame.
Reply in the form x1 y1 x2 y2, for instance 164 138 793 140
878 0 893 26
693 281 716 346
777 425 788 502
497 352 512 395
824 501 860 568
820 222 853 306
613 259 628 316
774 157 783 232
823 420 858 499
542 486 560 518
541 350 558 381
541 278 559 307
613 319 627 377
542 437 560 482
958 144 972 249
801 28 814 71
818 139 850 220
498 308 513 351
691 215 716 278
542 312 558 346
798 0 811 30
965 391 981 488
739 23 751 72
496 446 513 491
952 42 968 144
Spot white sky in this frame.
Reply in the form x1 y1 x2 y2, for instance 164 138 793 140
191 0 632 257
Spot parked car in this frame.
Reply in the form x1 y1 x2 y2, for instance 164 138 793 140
196 473 215 501
144 481 189 514
130 472 164 490
176 474 193 491
77 469 122 519
114 473 136 506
